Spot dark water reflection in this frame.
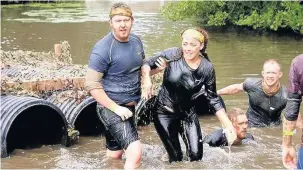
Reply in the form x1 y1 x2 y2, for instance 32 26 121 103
1 0 303 169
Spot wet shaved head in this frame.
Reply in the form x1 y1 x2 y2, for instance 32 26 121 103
263 59 282 72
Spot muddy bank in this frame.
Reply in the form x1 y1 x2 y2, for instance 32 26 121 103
1 41 88 101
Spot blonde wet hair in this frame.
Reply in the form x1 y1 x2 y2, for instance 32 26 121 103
228 107 246 123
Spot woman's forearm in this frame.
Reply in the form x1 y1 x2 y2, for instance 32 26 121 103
215 108 233 128
150 67 163 75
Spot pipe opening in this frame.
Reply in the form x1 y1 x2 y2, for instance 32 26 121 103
6 105 66 155
74 102 105 136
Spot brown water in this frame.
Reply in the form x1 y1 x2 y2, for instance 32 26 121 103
1 1 303 169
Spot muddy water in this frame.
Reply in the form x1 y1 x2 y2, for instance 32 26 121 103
1 0 303 169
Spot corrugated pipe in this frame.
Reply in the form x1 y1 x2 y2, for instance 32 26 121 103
1 95 69 158
46 93 105 136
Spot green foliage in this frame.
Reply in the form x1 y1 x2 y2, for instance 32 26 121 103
160 1 303 34
208 11 228 26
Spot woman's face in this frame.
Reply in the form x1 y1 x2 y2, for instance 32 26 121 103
181 36 203 61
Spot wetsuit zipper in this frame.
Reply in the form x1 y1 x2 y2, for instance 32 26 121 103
269 96 271 118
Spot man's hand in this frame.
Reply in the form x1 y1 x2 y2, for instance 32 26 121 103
114 105 133 121
282 145 297 169
142 77 153 100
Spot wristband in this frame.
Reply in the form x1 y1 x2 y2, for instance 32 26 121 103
283 129 296 136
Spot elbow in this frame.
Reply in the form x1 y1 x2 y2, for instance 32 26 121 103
284 113 299 122
84 81 92 93
284 106 301 121
207 92 225 114
230 83 243 94
84 81 103 94
233 85 243 94
218 84 242 95
210 102 225 114
284 92 302 121
85 68 103 93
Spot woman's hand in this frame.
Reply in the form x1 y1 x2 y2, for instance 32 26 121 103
216 108 237 145
155 57 168 71
224 125 237 146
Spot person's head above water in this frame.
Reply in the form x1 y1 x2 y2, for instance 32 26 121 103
228 108 248 140
262 59 283 87
180 27 209 60
109 2 134 42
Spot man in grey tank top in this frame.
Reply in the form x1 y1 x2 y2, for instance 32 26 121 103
217 59 302 127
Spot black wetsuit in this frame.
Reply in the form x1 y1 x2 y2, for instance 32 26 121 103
145 47 225 162
243 78 287 127
203 129 254 147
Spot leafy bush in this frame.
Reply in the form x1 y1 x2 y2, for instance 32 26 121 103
160 1 303 34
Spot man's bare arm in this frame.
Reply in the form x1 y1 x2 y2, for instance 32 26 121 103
283 118 297 147
141 65 152 79
141 65 153 99
283 94 302 147
282 113 302 146
217 83 244 95
84 68 118 111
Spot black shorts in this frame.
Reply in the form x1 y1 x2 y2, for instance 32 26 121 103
97 104 139 151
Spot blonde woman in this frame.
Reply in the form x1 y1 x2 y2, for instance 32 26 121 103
141 27 236 162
